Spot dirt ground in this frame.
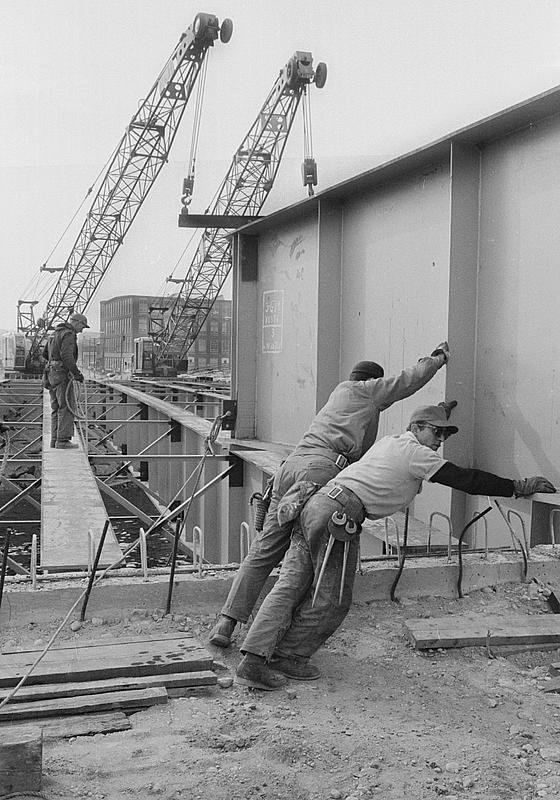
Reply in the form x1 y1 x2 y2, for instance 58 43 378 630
4 581 560 800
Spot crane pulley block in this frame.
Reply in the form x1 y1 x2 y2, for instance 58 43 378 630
302 157 318 189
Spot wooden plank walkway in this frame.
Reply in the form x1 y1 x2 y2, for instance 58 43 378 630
41 391 122 570
405 613 560 650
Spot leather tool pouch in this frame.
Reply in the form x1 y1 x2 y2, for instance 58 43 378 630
277 480 320 526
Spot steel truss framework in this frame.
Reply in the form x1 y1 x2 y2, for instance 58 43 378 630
157 52 324 363
24 14 230 364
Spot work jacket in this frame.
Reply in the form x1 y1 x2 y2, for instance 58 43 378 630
43 323 80 378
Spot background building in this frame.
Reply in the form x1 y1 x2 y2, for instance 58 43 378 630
99 294 231 375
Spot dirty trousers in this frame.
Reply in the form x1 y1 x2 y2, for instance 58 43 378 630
48 372 75 443
221 453 344 624
241 487 365 660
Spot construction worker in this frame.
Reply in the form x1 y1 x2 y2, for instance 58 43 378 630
210 342 451 648
235 403 556 690
43 312 89 449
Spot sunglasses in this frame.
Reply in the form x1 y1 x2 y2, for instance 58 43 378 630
417 423 450 439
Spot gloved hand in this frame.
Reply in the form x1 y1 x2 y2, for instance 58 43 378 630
513 476 556 497
431 341 450 364
438 400 457 420
74 371 85 383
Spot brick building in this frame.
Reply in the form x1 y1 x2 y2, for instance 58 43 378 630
98 294 231 375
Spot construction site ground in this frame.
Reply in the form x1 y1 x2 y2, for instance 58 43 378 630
4 578 560 799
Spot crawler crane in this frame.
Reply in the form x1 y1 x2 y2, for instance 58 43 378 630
147 51 327 371
19 12 233 371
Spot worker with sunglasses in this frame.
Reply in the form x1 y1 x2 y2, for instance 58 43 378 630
236 403 556 690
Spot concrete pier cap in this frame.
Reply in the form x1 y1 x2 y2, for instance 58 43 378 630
4 549 560 630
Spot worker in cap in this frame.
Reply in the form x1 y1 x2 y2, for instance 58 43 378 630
235 404 556 690
210 340 452 655
42 312 89 449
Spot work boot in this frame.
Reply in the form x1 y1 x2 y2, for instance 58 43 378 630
236 654 288 691
269 655 321 681
56 441 79 449
209 615 237 648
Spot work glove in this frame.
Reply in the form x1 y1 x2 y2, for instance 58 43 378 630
431 341 450 365
513 476 556 497
74 371 85 383
438 400 457 420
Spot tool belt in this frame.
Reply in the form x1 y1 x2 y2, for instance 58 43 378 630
326 452 349 470
320 483 365 541
292 449 349 470
47 360 64 367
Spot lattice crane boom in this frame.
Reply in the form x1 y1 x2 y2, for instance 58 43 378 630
23 12 233 366
155 51 327 365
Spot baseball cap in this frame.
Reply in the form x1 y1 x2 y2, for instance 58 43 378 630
409 405 458 434
69 312 90 328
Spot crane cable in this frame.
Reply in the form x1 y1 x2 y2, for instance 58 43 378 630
180 54 209 211
302 84 314 162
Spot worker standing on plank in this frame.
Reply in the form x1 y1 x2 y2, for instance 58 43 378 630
42 313 89 449
235 404 556 690
210 342 452 648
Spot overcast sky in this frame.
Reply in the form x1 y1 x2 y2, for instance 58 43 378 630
2 0 560 331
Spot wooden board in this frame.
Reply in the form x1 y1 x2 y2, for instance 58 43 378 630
0 670 217 704
0 686 167 722
541 676 560 692
405 614 560 650
0 637 212 687
3 711 131 739
1 631 190 655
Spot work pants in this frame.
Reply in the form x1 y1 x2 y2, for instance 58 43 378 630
221 453 343 623
241 486 364 660
47 368 75 444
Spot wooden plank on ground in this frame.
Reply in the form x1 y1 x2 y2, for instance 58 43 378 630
404 614 560 650
3 711 131 739
1 631 190 655
541 677 560 692
0 670 217 703
0 686 167 723
0 637 212 687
